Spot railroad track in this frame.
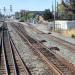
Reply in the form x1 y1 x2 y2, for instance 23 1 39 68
26 23 75 53
11 22 75 75
0 22 30 75
48 35 75 52
0 26 3 75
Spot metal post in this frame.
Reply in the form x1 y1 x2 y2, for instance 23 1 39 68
54 0 56 30
10 5 12 21
4 6 6 22
57 2 58 20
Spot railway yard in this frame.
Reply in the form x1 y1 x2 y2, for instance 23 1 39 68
0 21 75 75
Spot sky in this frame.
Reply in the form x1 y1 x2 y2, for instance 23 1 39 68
0 0 60 14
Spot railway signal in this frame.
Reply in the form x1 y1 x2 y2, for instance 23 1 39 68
4 6 6 12
10 5 12 12
3 6 6 21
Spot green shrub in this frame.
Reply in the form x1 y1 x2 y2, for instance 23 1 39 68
19 19 24 22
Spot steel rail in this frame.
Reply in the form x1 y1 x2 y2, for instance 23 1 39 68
27 23 75 52
8 31 30 75
1 22 31 75
0 28 8 75
11 23 65 75
26 22 75 73
2 22 17 75
11 22 75 75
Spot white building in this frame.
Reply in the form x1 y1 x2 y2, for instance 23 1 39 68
55 20 75 30
49 20 75 30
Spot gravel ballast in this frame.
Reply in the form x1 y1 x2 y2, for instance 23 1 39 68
7 22 53 75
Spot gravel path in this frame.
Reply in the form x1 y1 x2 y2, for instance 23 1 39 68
7 22 53 75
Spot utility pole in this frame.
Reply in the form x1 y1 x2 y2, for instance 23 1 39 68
54 0 56 30
10 5 12 13
10 5 12 20
4 6 6 22
10 5 12 16
57 2 58 20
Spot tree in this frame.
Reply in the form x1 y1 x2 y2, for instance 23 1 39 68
43 9 54 21
61 0 75 20
58 3 68 19
27 13 34 19
19 11 35 22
